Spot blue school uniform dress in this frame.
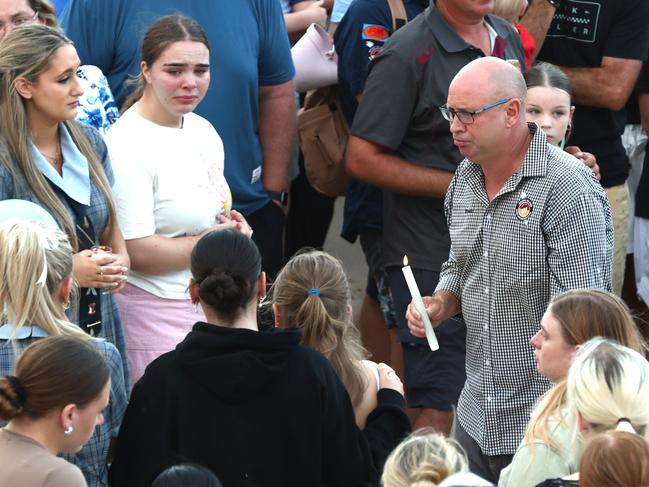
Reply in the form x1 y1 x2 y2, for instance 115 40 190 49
0 122 130 388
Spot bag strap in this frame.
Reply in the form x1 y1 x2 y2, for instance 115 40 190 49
386 0 407 31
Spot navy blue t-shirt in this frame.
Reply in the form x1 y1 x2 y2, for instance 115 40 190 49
334 0 428 242
62 0 295 216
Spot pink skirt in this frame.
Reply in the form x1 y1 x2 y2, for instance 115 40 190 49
115 283 205 387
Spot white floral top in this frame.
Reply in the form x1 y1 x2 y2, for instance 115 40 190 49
75 65 120 134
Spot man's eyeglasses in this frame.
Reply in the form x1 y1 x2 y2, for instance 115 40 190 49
0 11 39 36
439 98 513 125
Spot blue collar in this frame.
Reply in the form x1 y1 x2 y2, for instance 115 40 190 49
32 123 91 206
0 324 50 339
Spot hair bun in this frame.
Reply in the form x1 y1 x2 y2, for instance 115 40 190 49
410 464 449 486
198 270 252 316
0 376 24 420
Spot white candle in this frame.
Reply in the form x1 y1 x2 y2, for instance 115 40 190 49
401 256 440 351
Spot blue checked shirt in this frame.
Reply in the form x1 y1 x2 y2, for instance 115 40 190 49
0 326 127 487
436 124 613 456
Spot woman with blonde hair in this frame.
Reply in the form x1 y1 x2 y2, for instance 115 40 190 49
0 24 130 382
0 335 111 487
499 289 646 486
500 336 649 487
381 428 468 487
0 219 127 487
270 249 399 427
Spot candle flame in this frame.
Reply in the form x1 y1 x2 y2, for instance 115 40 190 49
403 255 408 266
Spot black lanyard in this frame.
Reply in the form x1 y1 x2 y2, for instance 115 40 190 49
53 187 103 337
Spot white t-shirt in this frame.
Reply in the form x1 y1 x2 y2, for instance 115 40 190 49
106 107 232 299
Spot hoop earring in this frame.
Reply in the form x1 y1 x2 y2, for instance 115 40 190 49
64 425 74 435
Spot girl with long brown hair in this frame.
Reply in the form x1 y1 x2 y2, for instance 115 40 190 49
270 249 400 428
105 15 250 386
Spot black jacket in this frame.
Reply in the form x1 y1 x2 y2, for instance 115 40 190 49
109 323 410 486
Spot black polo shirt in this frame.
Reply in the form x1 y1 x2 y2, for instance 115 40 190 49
351 3 526 271
537 0 649 188
334 0 429 243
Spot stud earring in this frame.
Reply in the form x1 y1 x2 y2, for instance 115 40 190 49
64 425 74 435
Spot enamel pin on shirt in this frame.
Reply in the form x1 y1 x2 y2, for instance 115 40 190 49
516 191 533 222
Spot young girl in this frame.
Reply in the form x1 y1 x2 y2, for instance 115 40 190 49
105 15 250 385
0 335 111 487
0 219 127 487
109 230 410 486
523 62 600 179
0 24 129 382
381 428 469 487
579 431 649 487
270 250 399 428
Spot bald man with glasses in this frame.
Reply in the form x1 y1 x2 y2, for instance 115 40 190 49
345 0 526 439
407 57 613 482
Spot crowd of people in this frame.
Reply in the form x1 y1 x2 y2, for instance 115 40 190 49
0 0 648 486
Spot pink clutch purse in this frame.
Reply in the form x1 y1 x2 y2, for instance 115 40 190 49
291 23 338 93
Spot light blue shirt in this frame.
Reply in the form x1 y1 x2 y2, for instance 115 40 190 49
31 123 92 206
0 324 49 339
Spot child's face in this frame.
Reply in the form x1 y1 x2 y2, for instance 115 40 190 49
525 86 574 146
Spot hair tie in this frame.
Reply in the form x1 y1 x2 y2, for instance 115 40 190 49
617 417 631 425
307 288 321 297
5 375 26 408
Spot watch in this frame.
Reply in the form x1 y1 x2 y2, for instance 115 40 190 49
268 190 289 207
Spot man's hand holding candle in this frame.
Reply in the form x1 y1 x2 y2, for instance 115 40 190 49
406 291 461 338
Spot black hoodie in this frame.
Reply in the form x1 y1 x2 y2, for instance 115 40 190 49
109 322 410 487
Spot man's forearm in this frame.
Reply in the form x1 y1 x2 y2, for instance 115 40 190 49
434 290 462 322
519 0 556 60
345 136 454 197
259 81 295 192
560 59 642 110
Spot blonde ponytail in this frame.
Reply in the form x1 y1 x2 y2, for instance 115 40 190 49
567 338 649 438
271 251 369 407
0 222 88 340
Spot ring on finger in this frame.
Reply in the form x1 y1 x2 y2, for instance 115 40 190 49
98 268 103 276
